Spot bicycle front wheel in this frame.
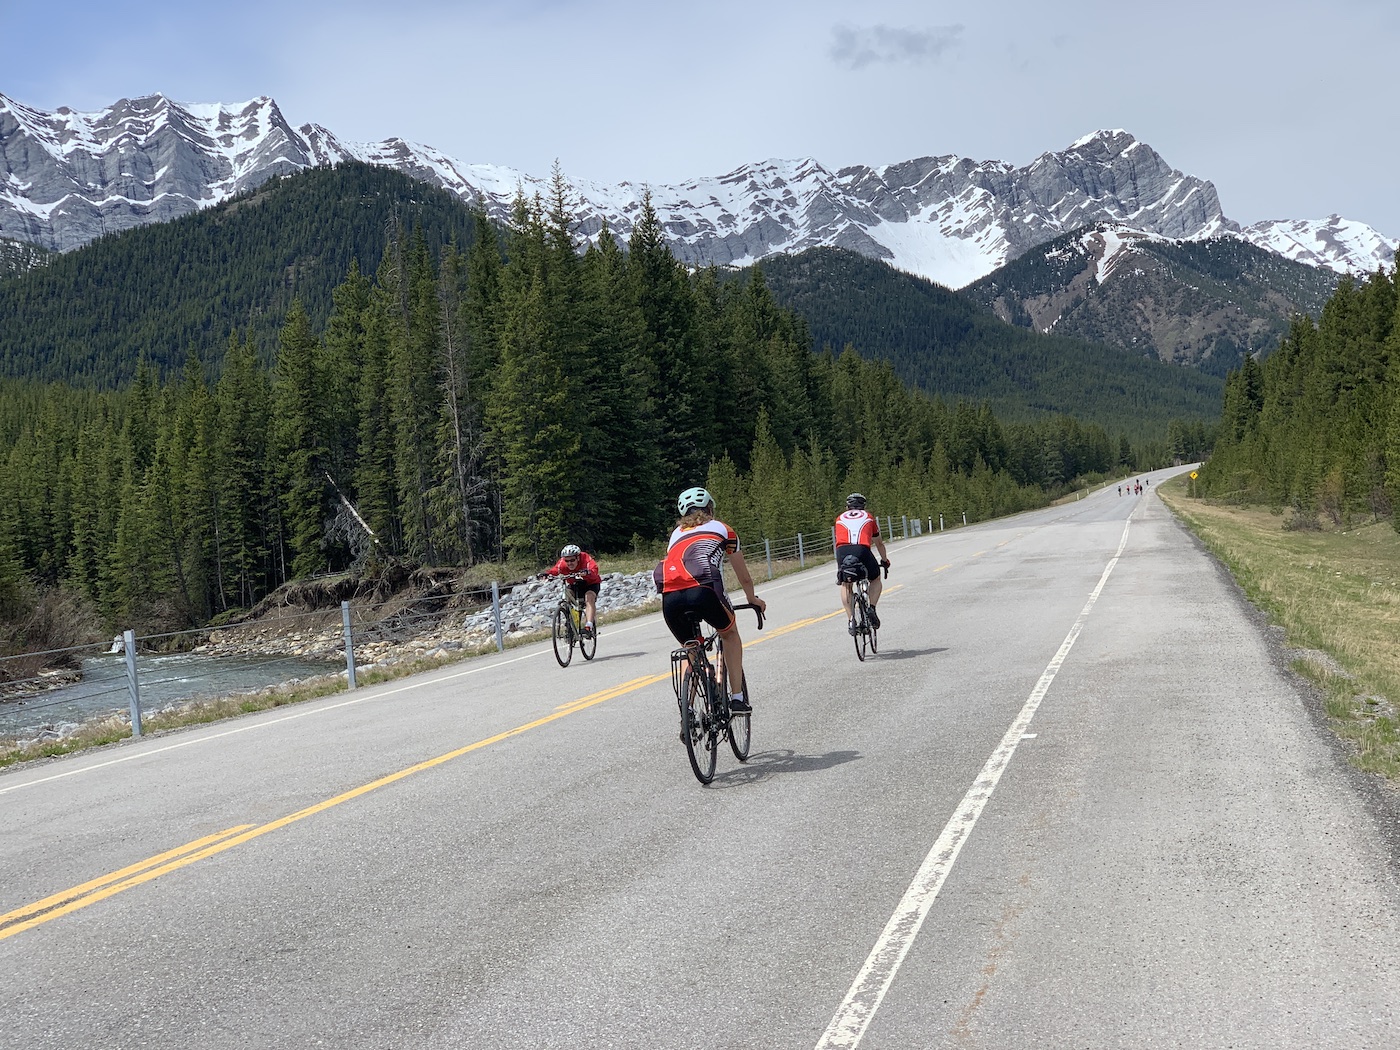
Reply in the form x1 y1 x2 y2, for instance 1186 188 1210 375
727 672 751 762
552 606 574 667
852 596 869 662
682 668 718 784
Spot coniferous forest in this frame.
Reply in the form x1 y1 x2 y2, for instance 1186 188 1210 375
0 168 1201 641
1199 260 1400 525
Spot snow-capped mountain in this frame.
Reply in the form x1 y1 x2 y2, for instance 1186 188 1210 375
2 92 1395 289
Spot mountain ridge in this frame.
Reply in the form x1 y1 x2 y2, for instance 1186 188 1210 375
2 91 1395 287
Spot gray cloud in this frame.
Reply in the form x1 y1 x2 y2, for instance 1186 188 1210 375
829 23 964 70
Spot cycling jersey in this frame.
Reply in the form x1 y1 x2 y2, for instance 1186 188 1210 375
657 519 738 594
835 508 880 547
543 551 602 586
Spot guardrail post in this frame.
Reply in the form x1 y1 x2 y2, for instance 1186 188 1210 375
939 514 944 531
963 511 968 525
764 538 773 580
123 628 142 738
902 515 908 538
797 533 805 569
491 581 505 652
341 600 357 690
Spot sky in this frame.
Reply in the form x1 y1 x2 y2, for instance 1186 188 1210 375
5 0 1398 238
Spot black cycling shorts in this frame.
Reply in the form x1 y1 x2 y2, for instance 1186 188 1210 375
835 544 880 584
568 580 600 601
662 586 735 644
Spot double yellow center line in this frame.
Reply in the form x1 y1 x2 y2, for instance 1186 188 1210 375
4 602 873 941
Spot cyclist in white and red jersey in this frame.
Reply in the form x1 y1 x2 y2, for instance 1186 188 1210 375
834 493 890 634
653 487 766 714
539 544 602 638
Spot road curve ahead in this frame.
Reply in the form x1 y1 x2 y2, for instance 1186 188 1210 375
3 466 1398 1049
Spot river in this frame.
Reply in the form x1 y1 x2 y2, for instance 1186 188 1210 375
0 650 341 739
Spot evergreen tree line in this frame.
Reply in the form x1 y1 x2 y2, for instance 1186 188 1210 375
0 175 1175 635
1199 259 1400 525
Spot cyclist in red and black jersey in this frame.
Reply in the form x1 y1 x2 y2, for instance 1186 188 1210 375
539 544 602 638
835 493 890 634
653 487 766 714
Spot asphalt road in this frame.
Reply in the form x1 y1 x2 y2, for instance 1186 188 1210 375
3 467 1398 1049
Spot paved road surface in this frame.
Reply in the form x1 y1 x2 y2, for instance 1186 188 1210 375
3 467 1398 1049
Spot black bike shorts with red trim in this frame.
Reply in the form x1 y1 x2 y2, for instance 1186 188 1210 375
835 543 880 584
662 586 734 644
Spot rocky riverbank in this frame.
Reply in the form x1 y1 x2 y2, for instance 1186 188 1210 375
200 570 661 669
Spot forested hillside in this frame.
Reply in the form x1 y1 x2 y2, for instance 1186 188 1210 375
0 164 479 384
961 228 1340 377
0 175 1170 639
757 247 1223 438
1199 262 1400 524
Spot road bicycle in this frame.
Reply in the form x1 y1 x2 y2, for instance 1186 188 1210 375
549 573 597 667
670 603 764 785
842 558 889 662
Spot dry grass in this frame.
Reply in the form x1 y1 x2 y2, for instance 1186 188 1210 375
1159 476 1400 781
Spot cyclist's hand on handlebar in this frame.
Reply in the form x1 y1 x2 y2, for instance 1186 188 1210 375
880 558 891 578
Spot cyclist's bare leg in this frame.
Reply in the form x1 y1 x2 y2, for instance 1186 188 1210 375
840 581 854 618
584 590 597 626
868 575 883 608
717 622 746 697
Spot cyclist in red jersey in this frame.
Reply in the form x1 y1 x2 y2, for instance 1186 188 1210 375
834 493 890 634
653 487 766 714
539 544 602 638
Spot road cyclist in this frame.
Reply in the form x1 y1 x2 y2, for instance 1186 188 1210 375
537 544 602 639
537 544 603 666
834 493 890 638
654 486 766 782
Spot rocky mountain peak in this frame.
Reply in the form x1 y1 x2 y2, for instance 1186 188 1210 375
0 92 1394 284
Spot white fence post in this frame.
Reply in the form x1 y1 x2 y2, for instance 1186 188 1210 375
797 533 805 569
764 538 773 580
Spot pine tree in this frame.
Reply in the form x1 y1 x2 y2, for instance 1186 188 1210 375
272 300 330 578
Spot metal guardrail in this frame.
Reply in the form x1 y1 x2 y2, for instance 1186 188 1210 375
2 509 955 744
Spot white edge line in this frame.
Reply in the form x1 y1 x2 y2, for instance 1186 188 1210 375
814 515 1133 1050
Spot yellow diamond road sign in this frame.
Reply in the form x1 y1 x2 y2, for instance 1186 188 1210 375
1190 471 1198 479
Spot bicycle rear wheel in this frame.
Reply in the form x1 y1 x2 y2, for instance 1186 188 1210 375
682 667 718 784
852 595 869 661
552 606 574 667
869 606 879 654
579 610 597 661
726 672 751 761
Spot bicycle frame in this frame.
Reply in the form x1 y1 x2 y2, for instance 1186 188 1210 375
671 602 763 784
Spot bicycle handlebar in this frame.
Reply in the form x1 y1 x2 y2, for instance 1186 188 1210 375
880 560 890 579
731 602 765 631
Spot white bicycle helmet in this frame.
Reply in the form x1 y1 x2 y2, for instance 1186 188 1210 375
561 544 581 558
677 487 715 515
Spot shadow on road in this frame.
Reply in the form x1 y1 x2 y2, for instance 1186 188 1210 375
584 650 648 663
708 748 861 787
866 647 946 660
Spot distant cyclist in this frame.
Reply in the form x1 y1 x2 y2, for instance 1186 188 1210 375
539 544 602 638
654 487 766 714
835 493 890 634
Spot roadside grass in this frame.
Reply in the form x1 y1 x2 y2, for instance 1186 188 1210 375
0 546 838 771
1158 476 1400 781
